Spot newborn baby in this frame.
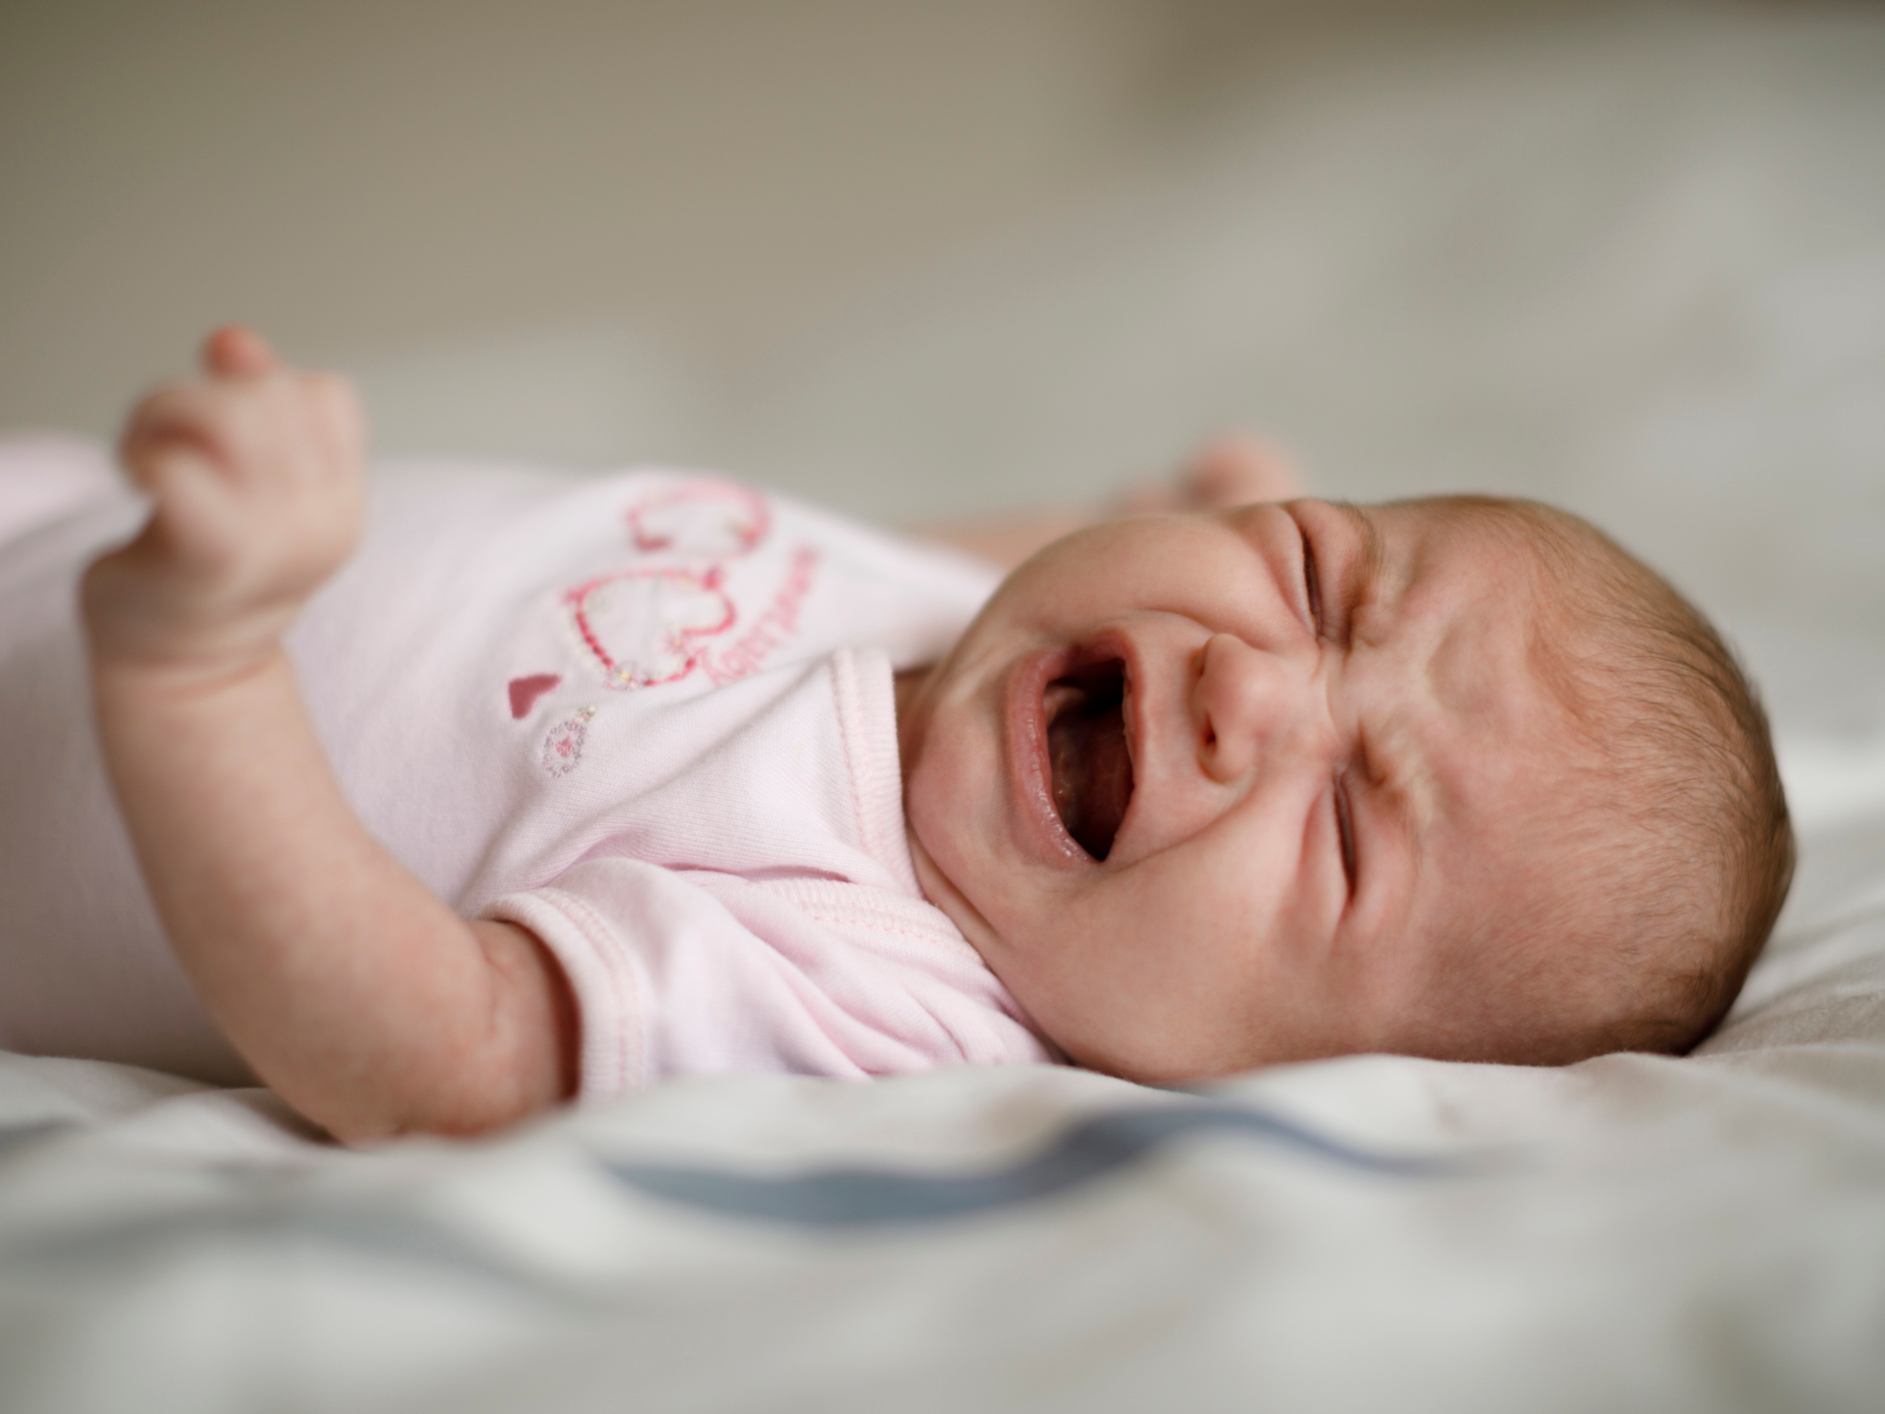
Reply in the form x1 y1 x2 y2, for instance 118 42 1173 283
7 329 1792 1141
903 489 1795 1081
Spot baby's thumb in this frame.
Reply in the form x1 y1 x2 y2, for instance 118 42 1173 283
202 326 279 379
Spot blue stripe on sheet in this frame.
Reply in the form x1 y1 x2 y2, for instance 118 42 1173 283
0 1119 75 1159
600 1100 1466 1227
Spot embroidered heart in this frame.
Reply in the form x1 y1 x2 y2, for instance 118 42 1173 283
625 480 770 558
507 673 563 719
566 566 736 690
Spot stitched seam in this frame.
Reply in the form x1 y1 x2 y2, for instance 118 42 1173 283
793 911 954 946
761 878 969 941
829 650 881 865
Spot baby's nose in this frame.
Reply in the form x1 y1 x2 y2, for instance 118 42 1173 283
1193 632 1320 784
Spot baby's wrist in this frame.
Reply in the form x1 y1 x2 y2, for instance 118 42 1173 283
87 639 297 759
81 554 300 685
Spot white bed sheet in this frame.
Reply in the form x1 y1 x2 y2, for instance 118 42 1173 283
2 755 1881 1414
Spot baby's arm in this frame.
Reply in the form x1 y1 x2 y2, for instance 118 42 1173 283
917 436 1303 570
82 329 575 1142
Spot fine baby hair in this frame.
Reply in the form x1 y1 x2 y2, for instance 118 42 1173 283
1371 498 1793 1066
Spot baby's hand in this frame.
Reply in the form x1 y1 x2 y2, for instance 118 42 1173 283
1113 435 1305 516
83 328 366 676
916 435 1307 570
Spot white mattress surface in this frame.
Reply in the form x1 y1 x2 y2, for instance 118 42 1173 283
2 760 1882 1413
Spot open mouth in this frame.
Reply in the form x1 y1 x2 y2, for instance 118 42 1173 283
1045 657 1134 860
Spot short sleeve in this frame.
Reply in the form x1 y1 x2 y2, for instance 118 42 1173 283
481 857 1051 1098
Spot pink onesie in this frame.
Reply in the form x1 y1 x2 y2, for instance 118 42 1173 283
0 436 1053 1090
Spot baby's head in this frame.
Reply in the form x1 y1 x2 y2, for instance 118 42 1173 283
898 496 1792 1081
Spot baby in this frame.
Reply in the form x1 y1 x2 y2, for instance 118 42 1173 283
3 329 1791 1142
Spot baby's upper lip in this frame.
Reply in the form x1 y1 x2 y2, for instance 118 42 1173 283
1057 626 1149 856
1106 628 1145 765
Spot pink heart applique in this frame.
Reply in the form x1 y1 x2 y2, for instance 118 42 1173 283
566 566 736 690
508 673 563 719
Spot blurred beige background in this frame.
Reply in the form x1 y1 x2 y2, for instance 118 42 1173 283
4 0 1885 761
3 0 1644 453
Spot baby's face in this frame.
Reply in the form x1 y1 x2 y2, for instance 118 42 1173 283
899 498 1580 1081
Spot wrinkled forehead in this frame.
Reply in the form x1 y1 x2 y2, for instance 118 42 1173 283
1347 499 1596 944
1351 498 1583 781
1404 502 1568 701
1362 496 1558 629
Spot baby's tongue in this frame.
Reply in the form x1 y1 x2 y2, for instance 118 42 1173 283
1046 678 1132 861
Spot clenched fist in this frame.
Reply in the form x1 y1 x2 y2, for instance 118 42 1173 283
82 327 365 676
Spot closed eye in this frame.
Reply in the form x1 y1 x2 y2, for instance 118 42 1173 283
1302 530 1324 633
1334 778 1357 894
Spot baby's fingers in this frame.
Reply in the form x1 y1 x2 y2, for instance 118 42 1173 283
115 365 359 591
123 371 337 503
120 381 261 495
132 440 255 574
91 333 367 672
